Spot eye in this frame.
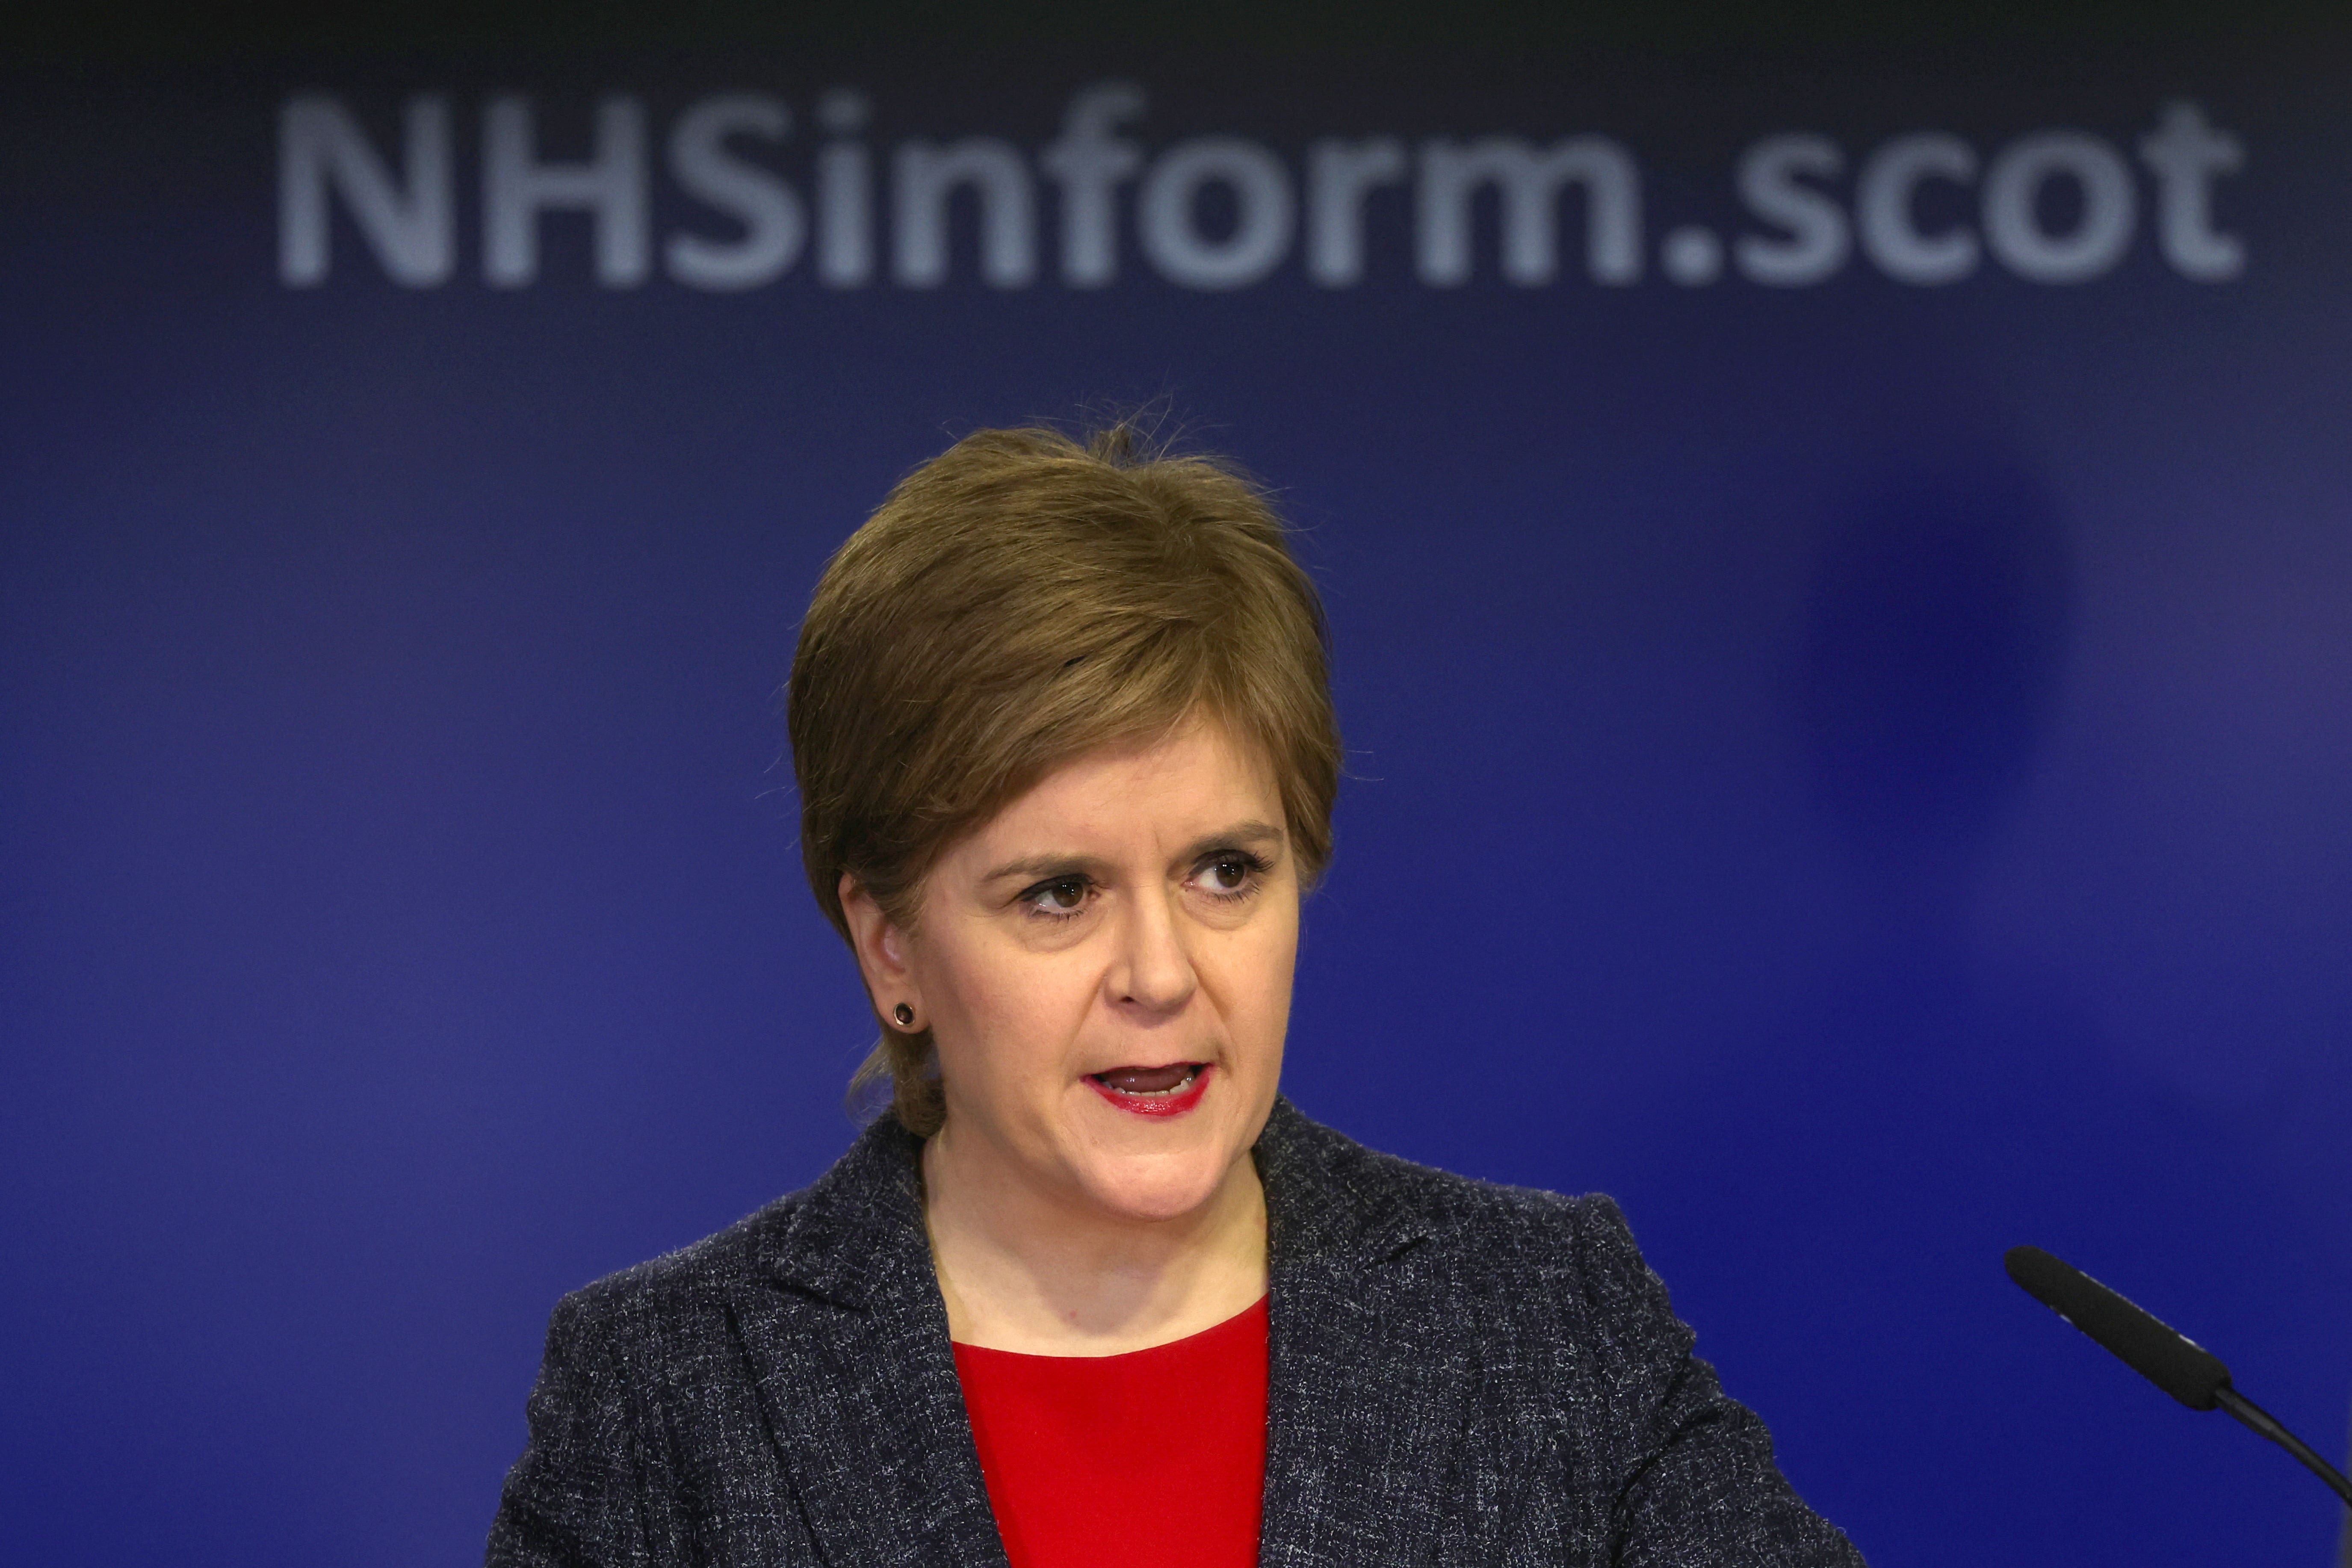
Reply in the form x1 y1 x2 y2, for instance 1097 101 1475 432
1192 851 1266 901
1018 875 1092 920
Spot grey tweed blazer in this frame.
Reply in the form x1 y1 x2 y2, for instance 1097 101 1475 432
486 1097 1862 1567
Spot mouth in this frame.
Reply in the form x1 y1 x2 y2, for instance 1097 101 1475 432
1085 1062 1214 1118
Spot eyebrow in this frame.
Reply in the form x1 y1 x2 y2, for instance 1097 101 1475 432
979 820 1287 884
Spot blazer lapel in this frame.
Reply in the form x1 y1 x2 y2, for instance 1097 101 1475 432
1254 1100 1483 1568
733 1118 1009 1568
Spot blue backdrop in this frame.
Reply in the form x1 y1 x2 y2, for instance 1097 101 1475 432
3 35 2348 1566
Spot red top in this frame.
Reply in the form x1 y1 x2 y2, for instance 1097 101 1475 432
951 1297 1270 1568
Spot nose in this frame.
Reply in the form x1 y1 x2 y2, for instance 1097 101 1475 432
1105 885 1197 1018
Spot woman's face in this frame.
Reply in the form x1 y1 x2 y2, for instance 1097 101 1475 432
869 716 1297 1225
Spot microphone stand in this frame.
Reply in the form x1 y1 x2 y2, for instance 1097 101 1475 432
2340 1397 2352 1568
2209 1387 2352 1506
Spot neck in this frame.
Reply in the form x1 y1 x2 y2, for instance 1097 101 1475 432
921 1122 1268 1355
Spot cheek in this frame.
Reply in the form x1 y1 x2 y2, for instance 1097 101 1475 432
923 929 1099 1076
1212 909 1301 1049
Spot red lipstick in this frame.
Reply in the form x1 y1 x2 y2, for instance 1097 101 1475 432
1086 1062 1213 1118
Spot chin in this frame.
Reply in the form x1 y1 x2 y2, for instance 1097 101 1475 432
1070 1149 1236 1224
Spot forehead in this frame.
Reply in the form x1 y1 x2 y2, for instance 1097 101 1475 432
965 718 1282 850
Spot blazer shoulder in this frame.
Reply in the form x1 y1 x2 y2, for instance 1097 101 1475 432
1405 1160 1636 1279
545 1110 928 1339
1268 1099 1633 1279
558 1187 810 1324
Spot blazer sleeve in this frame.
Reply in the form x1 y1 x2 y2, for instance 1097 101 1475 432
484 1291 653 1568
1566 1196 1864 1568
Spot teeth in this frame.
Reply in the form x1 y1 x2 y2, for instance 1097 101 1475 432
1127 1070 1197 1095
1095 1066 1201 1095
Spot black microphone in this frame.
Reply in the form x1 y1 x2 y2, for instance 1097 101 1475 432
2005 1245 2352 1506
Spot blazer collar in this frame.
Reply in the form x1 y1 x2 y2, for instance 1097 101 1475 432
736 1114 1006 1568
1254 1098 1477 1566
1254 1096 1439 1275
753 1109 933 1310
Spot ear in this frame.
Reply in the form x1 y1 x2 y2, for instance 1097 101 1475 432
839 872 917 1016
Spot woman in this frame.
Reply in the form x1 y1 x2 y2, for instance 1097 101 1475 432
486 426 1862 1567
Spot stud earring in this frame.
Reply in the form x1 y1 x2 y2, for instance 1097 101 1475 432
893 1003 915 1028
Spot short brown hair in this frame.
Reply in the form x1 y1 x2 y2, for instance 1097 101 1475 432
787 423 1340 1134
